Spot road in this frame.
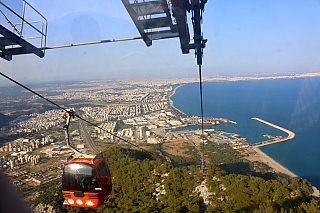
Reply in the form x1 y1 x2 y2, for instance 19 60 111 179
78 112 99 154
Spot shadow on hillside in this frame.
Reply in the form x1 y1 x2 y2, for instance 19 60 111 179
119 147 155 161
114 146 302 182
219 162 279 180
117 146 199 168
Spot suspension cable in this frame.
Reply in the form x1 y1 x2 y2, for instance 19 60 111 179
0 72 65 110
198 64 206 174
0 71 150 155
0 9 21 36
41 36 143 50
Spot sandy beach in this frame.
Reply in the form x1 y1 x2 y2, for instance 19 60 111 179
251 146 297 178
168 84 182 103
168 84 186 115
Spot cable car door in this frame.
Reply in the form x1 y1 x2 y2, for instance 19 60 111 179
97 160 111 196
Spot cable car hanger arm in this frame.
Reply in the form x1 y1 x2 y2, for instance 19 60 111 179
61 109 94 158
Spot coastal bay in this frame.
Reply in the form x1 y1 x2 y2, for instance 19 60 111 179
170 77 320 188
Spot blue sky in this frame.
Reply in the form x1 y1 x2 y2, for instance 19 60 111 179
1 0 320 86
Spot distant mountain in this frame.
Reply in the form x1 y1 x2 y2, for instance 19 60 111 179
0 112 11 126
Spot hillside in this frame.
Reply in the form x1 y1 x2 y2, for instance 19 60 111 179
31 146 320 213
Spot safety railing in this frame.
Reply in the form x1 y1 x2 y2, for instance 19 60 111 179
0 0 47 55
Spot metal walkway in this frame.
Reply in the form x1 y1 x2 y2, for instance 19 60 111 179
121 0 180 47
121 0 205 58
0 25 44 61
0 0 206 65
0 0 47 61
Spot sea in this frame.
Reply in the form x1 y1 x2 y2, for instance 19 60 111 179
170 77 320 188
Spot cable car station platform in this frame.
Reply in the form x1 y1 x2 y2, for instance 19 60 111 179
0 0 47 61
0 24 44 61
121 0 190 54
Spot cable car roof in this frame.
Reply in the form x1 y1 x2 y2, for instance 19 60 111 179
65 154 105 165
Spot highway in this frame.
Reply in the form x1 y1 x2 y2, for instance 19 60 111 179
251 117 295 147
78 112 99 154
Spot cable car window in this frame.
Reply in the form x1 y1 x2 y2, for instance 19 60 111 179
63 163 100 192
97 160 109 184
97 161 109 177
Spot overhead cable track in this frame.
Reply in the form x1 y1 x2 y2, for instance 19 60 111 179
40 36 143 50
0 71 151 156
189 0 208 176
198 64 206 174
0 9 21 36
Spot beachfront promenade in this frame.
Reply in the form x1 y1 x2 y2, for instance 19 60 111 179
251 117 295 147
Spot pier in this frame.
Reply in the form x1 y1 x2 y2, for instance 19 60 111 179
251 117 295 147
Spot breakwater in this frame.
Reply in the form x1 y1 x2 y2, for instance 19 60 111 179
251 117 295 147
249 117 298 178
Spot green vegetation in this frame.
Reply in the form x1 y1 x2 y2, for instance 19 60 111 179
206 142 243 165
206 163 315 212
31 180 65 210
31 146 320 213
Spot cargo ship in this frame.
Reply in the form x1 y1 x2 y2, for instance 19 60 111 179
197 118 228 126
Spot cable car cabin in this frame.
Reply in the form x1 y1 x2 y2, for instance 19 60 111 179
62 154 112 208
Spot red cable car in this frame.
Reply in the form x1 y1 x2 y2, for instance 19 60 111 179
61 110 112 208
62 154 112 208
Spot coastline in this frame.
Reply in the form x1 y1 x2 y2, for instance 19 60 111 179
248 118 297 178
168 80 320 192
169 85 298 179
251 146 297 178
168 84 186 116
